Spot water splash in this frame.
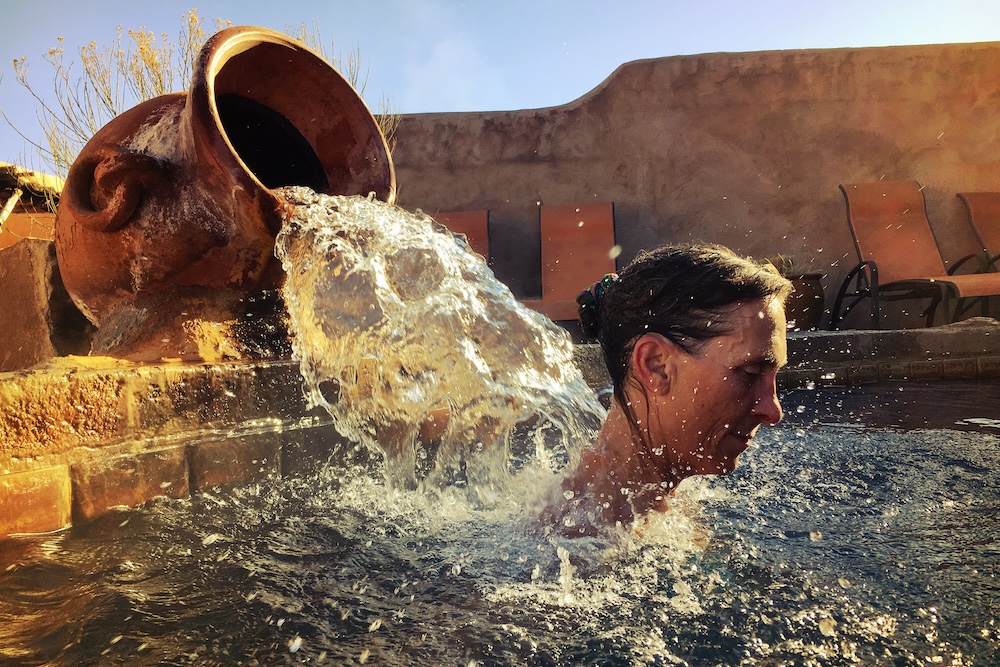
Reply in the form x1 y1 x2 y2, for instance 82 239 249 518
3 422 997 665
274 187 604 493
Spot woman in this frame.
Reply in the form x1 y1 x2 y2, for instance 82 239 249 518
546 243 792 535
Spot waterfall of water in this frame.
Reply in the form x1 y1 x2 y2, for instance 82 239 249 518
274 187 605 494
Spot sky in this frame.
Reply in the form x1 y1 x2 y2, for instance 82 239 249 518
3 0 1000 170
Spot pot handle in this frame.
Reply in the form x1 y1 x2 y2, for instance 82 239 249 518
62 146 167 232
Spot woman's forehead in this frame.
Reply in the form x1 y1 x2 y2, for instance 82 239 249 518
705 298 787 362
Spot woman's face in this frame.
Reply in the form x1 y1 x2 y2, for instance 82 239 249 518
643 296 787 479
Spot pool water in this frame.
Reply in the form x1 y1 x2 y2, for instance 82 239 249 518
2 381 998 666
5 191 999 665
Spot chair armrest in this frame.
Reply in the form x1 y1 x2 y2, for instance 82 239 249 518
829 260 878 330
946 253 981 275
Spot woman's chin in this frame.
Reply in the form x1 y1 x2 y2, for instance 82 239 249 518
713 435 750 474
717 456 740 474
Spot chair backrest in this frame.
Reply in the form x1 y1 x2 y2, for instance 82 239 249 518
434 210 489 259
540 202 617 303
957 192 1000 255
839 181 947 282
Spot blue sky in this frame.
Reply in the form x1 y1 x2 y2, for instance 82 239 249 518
3 0 1000 168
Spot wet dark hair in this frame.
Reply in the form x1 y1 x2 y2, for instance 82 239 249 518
578 242 791 416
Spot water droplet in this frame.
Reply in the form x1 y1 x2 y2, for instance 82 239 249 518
274 189 604 494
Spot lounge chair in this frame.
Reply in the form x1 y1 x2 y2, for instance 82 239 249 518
523 202 617 321
831 181 991 329
434 210 490 259
957 191 1000 271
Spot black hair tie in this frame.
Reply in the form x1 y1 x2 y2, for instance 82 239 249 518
577 273 618 338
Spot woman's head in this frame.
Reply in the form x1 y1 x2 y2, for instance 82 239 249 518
578 244 791 481
579 243 791 396
548 243 793 532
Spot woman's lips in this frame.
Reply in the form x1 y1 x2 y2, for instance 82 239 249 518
721 431 752 457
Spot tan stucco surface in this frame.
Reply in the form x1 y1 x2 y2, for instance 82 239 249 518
391 42 1000 328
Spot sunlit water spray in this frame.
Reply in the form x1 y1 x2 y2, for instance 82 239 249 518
274 187 604 495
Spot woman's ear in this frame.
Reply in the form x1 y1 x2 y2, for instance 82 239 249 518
630 333 676 395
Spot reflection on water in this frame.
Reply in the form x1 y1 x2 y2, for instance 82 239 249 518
1 419 997 665
783 378 1000 432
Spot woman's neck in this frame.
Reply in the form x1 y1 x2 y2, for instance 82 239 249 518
559 400 680 530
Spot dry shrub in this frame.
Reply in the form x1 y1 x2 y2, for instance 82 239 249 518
3 9 397 181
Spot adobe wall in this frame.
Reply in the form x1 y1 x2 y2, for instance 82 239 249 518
391 42 1000 328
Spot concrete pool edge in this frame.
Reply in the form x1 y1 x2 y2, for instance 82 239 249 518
3 317 999 537
0 359 358 536
575 317 1000 389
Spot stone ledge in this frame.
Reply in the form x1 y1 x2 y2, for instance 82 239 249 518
71 446 190 523
2 419 352 537
0 351 353 536
0 358 305 466
0 465 72 535
189 432 282 492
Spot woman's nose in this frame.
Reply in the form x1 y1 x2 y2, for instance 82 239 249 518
753 376 783 424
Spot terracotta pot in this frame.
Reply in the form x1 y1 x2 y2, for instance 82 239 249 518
785 272 825 331
55 26 395 337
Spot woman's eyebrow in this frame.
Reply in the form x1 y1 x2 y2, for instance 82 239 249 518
743 351 786 369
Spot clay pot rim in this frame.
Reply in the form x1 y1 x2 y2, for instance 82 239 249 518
188 25 395 203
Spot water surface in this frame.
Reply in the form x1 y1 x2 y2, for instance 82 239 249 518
2 410 997 666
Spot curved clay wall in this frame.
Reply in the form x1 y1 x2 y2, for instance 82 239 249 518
391 42 1000 328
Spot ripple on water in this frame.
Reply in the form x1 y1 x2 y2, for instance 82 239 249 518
2 425 997 665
